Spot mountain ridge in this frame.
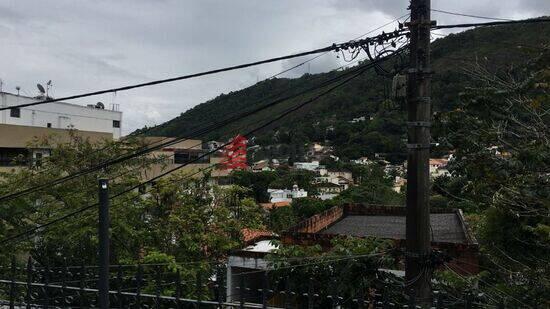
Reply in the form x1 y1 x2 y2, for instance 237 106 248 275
137 20 550 162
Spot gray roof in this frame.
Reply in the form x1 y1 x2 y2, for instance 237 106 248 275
320 214 466 243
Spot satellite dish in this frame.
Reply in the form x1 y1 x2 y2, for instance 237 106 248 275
37 83 45 94
95 102 105 109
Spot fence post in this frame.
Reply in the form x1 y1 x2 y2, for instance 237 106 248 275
175 271 182 309
79 263 87 308
155 266 161 309
43 263 50 308
25 257 32 309
260 271 268 309
307 277 315 309
117 265 124 309
61 260 68 307
382 288 389 309
9 256 16 309
408 288 416 309
285 277 295 309
136 264 142 308
434 290 443 309
239 273 245 309
216 265 225 306
98 178 110 309
465 291 473 309
196 270 202 308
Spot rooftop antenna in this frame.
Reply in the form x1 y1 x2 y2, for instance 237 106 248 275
15 86 21 96
46 80 52 98
37 83 45 95
0 79 3 92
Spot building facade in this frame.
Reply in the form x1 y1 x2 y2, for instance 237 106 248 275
0 123 112 172
1 92 122 139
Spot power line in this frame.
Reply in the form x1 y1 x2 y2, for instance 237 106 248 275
0 50 396 245
0 48 398 205
26 18 409 180
433 18 550 30
3 55 375 223
0 31 406 112
266 13 409 80
431 9 514 21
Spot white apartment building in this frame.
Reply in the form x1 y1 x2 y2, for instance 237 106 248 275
1 92 122 139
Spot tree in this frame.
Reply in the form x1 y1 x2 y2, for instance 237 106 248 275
335 164 403 205
230 170 277 203
0 134 266 272
433 46 550 306
268 206 298 232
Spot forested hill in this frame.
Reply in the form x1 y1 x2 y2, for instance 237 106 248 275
137 20 550 162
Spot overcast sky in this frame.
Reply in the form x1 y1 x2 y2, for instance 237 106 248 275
0 1 548 134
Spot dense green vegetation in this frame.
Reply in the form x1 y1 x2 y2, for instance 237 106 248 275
138 21 550 164
0 136 264 270
431 45 550 306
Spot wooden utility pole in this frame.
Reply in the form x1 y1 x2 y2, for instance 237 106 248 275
405 0 433 305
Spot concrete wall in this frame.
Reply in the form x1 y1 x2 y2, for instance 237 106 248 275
0 123 112 148
0 123 112 173
1 92 122 139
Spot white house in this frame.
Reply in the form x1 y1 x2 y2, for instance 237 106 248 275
351 156 372 165
267 185 308 203
1 92 122 139
293 161 320 171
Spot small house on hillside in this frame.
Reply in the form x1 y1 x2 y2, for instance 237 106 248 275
267 185 307 203
429 158 449 178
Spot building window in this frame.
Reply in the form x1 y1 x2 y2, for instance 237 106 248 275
113 120 121 128
174 150 209 164
0 148 28 166
34 152 43 167
10 108 20 118
47 123 52 128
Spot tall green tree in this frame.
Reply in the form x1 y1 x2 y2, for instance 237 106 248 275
434 46 550 306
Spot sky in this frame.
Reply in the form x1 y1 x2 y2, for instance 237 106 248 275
0 0 548 135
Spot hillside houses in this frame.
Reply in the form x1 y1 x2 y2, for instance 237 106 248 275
351 156 372 165
306 142 334 161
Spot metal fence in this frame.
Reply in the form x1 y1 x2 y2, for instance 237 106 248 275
0 256 500 308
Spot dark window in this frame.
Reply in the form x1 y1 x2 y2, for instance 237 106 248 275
47 123 52 128
10 108 20 118
174 152 191 164
34 152 43 167
0 148 29 166
113 120 121 128
174 150 209 164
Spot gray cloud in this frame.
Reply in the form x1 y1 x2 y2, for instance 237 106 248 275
0 0 547 134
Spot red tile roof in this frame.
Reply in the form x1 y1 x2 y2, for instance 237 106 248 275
241 228 273 244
